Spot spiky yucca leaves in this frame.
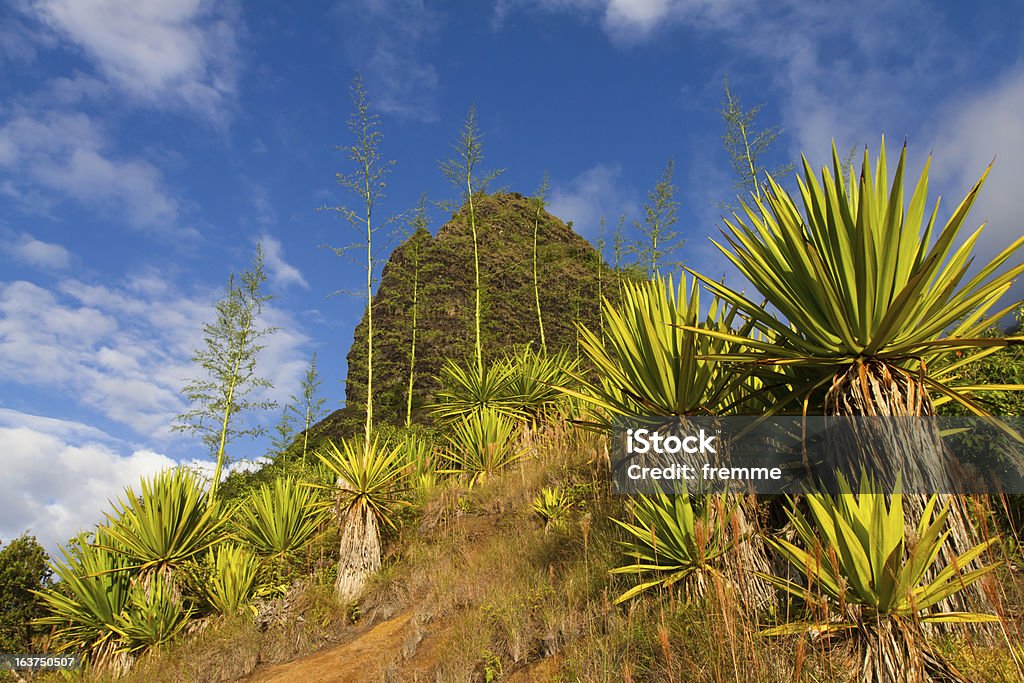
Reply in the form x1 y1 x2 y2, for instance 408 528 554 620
315 437 408 600
611 491 737 604
444 407 524 485
33 530 133 665
532 486 573 531
202 544 261 616
398 430 440 497
505 347 580 422
100 467 229 576
233 477 328 560
689 140 1024 418
761 475 1000 683
114 572 193 654
432 357 521 423
567 275 764 423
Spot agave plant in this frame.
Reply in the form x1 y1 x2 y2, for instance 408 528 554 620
202 544 262 616
444 407 524 485
398 430 440 496
99 467 229 576
504 347 580 422
532 486 573 531
233 476 328 560
33 529 133 665
689 141 1024 421
114 572 193 654
431 357 522 423
314 437 408 600
760 475 1000 682
610 490 736 603
566 275 768 423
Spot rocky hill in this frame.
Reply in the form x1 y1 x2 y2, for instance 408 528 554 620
315 191 614 438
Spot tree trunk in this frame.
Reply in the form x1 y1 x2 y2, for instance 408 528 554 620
334 503 382 602
823 359 991 615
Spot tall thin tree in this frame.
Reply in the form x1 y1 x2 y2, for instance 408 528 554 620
174 244 277 500
631 158 683 277
611 214 628 301
531 172 550 354
324 72 396 452
292 351 327 464
404 195 430 427
439 106 503 369
720 74 792 204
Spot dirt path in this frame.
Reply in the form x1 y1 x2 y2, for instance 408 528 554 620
246 612 416 683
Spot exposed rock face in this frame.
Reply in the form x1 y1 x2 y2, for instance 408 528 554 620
315 192 612 439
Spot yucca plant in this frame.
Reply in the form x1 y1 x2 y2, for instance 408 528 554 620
504 347 580 422
99 467 229 576
610 490 737 603
760 474 1001 682
202 544 261 616
565 275 767 423
114 572 193 655
233 476 328 560
33 530 133 666
314 436 408 600
398 430 440 497
688 140 1023 607
444 407 524 485
688 141 1024 431
532 486 573 531
431 357 523 423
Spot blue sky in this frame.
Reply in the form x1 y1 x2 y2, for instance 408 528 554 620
2 0 1023 550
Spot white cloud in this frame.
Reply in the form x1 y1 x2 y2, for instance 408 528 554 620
931 68 1024 261
0 418 176 553
495 0 747 43
28 0 240 122
0 111 184 233
1 232 71 269
547 163 639 235
259 234 310 290
0 272 312 441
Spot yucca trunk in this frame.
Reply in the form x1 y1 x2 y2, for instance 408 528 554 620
334 503 382 601
824 359 988 614
855 615 968 683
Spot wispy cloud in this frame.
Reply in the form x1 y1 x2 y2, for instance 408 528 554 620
333 0 442 122
258 233 310 290
0 271 312 441
0 231 71 269
547 163 639 235
26 0 242 123
0 110 188 235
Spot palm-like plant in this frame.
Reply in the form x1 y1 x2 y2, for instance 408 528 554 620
532 486 573 531
444 407 524 485
760 475 1000 682
432 357 522 423
505 347 580 422
314 437 408 600
202 544 261 616
689 141 1024 420
567 275 766 423
611 490 736 603
100 467 229 576
114 572 193 654
233 477 328 560
33 530 133 665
